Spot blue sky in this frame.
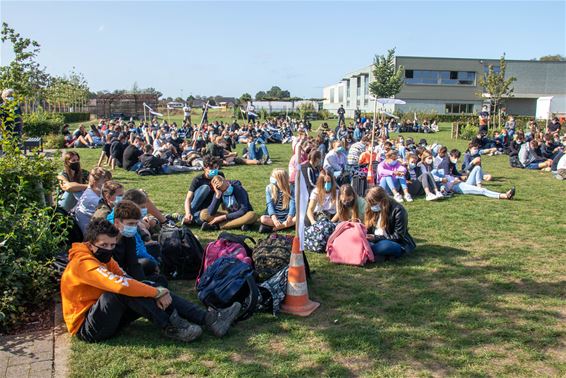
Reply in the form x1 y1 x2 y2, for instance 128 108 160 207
1 1 565 98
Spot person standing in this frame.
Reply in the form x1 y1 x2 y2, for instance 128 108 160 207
183 103 192 124
337 105 346 127
246 101 256 124
478 105 490 135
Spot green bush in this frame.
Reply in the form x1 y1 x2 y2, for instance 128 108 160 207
318 109 332 120
43 134 66 149
459 123 479 140
58 112 91 123
22 111 65 137
0 98 67 333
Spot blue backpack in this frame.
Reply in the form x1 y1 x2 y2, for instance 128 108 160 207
197 256 259 321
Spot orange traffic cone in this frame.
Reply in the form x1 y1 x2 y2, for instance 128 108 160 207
281 236 320 316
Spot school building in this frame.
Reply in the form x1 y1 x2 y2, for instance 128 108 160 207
322 56 566 117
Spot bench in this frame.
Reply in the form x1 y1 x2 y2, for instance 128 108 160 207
23 137 43 154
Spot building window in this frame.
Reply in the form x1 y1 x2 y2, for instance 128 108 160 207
405 70 476 86
338 87 344 103
445 103 474 114
329 88 335 103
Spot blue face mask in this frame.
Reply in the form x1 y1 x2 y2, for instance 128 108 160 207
141 208 148 217
269 177 278 185
324 182 332 192
114 195 123 204
6 97 14 101
208 169 219 177
224 184 234 196
371 205 381 213
121 225 137 238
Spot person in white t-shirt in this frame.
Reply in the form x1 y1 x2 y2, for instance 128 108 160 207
306 172 339 225
74 167 112 235
183 104 191 124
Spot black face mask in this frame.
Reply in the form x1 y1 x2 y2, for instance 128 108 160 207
69 162 80 171
342 200 354 208
93 246 114 263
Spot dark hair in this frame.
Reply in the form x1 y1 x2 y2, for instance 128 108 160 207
450 149 461 158
63 151 83 184
123 189 147 205
114 200 141 221
84 218 119 243
101 180 123 200
203 155 220 169
143 144 153 154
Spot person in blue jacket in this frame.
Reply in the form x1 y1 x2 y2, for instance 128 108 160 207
199 176 257 231
259 168 296 233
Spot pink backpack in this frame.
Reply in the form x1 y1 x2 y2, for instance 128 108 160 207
197 239 253 284
326 221 374 266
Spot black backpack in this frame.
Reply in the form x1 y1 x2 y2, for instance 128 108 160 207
509 155 524 168
252 234 293 282
158 224 204 279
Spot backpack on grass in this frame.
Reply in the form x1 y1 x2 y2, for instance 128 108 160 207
197 236 253 285
197 256 259 321
326 221 374 266
158 224 204 280
252 234 292 282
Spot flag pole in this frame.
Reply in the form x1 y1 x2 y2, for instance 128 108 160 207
294 143 301 236
143 103 147 123
199 101 209 127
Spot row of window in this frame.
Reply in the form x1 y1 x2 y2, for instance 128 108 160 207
445 103 475 114
405 70 476 86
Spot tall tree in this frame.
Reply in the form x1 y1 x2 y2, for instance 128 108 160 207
0 22 49 102
538 54 565 61
368 48 404 100
478 54 516 129
255 91 267 100
240 93 252 102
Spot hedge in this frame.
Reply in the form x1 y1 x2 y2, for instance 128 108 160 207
58 112 91 123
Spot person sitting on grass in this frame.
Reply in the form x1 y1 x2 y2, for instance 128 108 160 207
306 172 338 225
199 176 257 232
519 139 553 170
446 150 516 200
300 150 322 195
554 152 566 180
416 150 445 201
74 167 113 235
364 187 416 262
323 140 348 185
72 124 96 148
110 132 128 170
92 180 124 221
183 156 225 225
334 184 366 223
57 151 89 212
462 143 493 180
122 136 145 172
259 168 296 233
377 150 413 203
61 218 241 343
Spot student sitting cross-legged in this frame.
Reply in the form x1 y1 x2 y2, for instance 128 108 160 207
259 168 296 233
61 218 241 343
199 176 257 231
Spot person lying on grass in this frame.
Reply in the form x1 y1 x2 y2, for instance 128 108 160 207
61 218 241 343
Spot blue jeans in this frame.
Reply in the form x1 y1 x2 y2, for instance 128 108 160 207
191 185 212 216
58 190 84 212
452 182 500 199
130 161 143 172
526 160 545 170
370 240 404 258
466 165 484 186
379 176 407 194
248 139 269 160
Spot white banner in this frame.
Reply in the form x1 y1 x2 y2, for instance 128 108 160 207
143 102 163 117
296 165 309 251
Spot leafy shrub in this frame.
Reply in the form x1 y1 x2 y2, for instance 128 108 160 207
459 123 480 140
0 98 67 333
22 111 64 136
59 112 90 123
318 109 332 120
43 134 66 149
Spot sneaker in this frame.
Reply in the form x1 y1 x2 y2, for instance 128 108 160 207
201 222 219 232
205 302 242 338
435 191 444 199
258 224 273 234
404 193 413 202
507 186 516 200
162 323 203 343
393 193 404 203
426 193 438 201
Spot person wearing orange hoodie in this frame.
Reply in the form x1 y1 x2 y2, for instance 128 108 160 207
61 218 241 343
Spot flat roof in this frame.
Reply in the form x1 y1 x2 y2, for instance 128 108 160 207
396 55 566 63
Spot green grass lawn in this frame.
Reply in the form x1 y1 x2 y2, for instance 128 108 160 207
64 122 565 377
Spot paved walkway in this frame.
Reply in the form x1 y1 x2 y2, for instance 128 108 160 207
0 300 69 378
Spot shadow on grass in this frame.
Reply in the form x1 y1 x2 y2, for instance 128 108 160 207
74 242 564 376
